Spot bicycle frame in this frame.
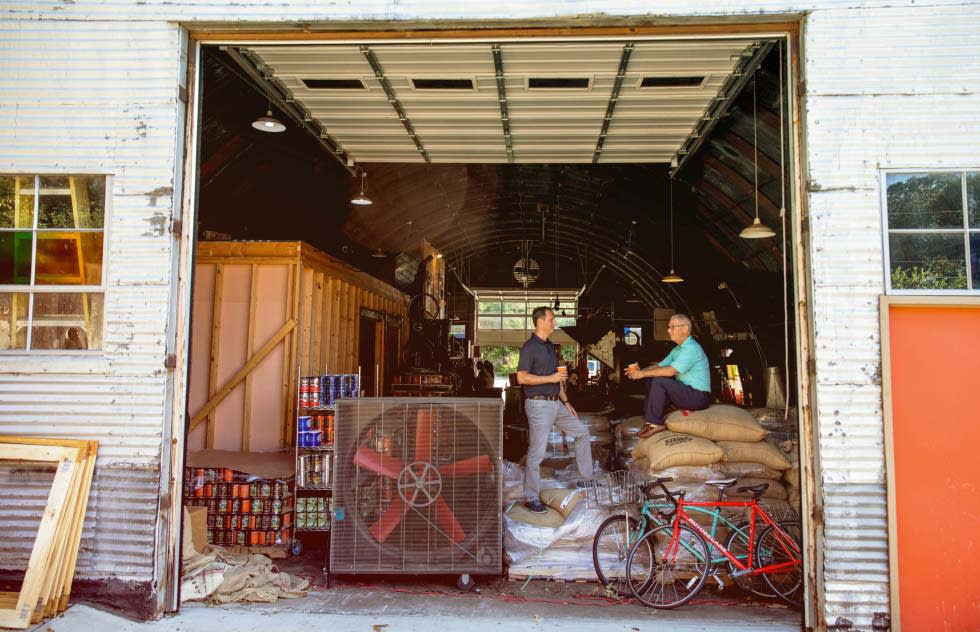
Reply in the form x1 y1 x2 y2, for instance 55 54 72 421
667 497 801 577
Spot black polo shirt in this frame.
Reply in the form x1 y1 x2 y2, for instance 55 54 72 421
518 333 560 397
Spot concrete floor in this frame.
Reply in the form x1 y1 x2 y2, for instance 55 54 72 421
37 572 803 631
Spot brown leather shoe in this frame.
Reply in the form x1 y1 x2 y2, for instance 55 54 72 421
638 424 667 438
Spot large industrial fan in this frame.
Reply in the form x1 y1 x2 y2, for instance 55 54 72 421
331 398 503 584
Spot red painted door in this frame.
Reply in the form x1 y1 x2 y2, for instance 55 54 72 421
887 305 980 630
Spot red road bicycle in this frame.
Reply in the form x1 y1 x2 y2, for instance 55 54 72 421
624 476 803 609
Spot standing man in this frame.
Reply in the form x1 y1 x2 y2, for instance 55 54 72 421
517 306 592 514
627 313 711 438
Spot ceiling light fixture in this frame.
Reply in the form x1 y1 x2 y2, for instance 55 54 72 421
740 79 776 239
251 101 286 133
350 170 373 206
661 177 685 284
371 248 386 258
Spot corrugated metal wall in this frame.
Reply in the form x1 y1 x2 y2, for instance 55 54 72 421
3 1 979 627
0 19 184 586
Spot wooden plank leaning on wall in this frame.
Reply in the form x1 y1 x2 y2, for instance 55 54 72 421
206 265 223 449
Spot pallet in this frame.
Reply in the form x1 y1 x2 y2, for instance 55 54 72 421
0 437 98 629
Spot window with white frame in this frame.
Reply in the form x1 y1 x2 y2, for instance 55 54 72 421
884 171 980 292
476 296 577 332
0 175 107 351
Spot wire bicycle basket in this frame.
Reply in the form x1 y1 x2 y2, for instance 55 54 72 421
583 470 646 508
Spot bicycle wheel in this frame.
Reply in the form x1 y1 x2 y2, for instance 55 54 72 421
626 522 709 609
592 514 642 596
756 520 803 604
726 523 777 598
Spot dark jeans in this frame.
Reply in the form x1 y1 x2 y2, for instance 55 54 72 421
644 377 711 426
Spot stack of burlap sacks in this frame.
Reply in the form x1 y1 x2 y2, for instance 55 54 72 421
628 405 801 519
501 461 611 580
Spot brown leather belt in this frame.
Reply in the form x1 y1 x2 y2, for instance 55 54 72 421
527 395 560 401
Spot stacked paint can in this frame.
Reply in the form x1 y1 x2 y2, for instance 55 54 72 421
295 497 332 530
299 374 360 407
297 453 332 489
297 413 334 448
183 467 293 548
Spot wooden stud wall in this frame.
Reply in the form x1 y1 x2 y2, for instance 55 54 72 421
189 242 408 452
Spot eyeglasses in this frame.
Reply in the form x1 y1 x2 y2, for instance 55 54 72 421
667 324 689 330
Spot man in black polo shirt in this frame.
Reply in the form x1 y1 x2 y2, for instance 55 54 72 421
517 306 592 514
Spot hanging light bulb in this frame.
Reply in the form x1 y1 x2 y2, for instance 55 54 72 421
371 248 386 258
740 78 776 239
350 170 373 206
661 177 685 284
251 101 286 133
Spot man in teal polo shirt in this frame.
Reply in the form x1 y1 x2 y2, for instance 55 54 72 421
626 313 711 438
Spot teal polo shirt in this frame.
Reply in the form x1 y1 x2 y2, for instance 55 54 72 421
660 336 710 392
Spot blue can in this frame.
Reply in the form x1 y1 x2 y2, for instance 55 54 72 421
298 416 311 432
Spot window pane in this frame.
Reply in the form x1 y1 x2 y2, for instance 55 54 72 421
34 232 102 285
968 173 980 229
37 176 105 229
29 292 103 350
886 173 963 229
478 301 501 315
555 317 576 328
502 316 527 329
0 175 37 229
889 233 967 289
0 293 29 350
972 233 980 289
478 316 500 330
0 232 33 285
501 301 526 314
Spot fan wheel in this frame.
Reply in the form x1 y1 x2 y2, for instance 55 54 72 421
339 403 499 568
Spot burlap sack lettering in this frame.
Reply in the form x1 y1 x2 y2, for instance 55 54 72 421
540 488 583 517
715 461 783 480
632 431 723 471
665 405 768 442
507 502 565 528
716 440 792 470
724 478 788 500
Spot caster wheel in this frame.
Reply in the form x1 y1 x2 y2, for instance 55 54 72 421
289 539 303 556
457 574 475 592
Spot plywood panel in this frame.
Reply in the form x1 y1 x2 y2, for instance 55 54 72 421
337 281 350 373
886 304 980 631
214 264 251 452
249 265 290 452
328 277 342 373
241 264 258 452
187 264 216 452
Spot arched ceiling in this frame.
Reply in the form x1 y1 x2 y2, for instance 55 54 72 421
198 44 791 314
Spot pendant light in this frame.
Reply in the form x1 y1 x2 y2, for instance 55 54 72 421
661 177 684 283
739 78 776 239
350 170 373 206
251 101 286 133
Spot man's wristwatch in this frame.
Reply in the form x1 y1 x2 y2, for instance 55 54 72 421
560 399 568 404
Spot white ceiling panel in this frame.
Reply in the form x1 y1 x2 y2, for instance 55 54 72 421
244 37 759 164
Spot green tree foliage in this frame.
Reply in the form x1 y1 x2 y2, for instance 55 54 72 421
891 257 968 289
887 173 962 229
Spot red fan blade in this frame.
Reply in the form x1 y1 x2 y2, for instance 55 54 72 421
369 498 407 543
354 446 404 479
435 496 466 543
440 454 492 478
414 408 434 462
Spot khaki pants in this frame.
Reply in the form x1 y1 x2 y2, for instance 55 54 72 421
523 399 592 500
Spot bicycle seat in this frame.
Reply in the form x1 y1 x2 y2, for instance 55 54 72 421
651 476 674 484
705 478 738 489
737 483 770 495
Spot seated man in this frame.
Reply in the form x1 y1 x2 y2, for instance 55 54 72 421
626 313 711 438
